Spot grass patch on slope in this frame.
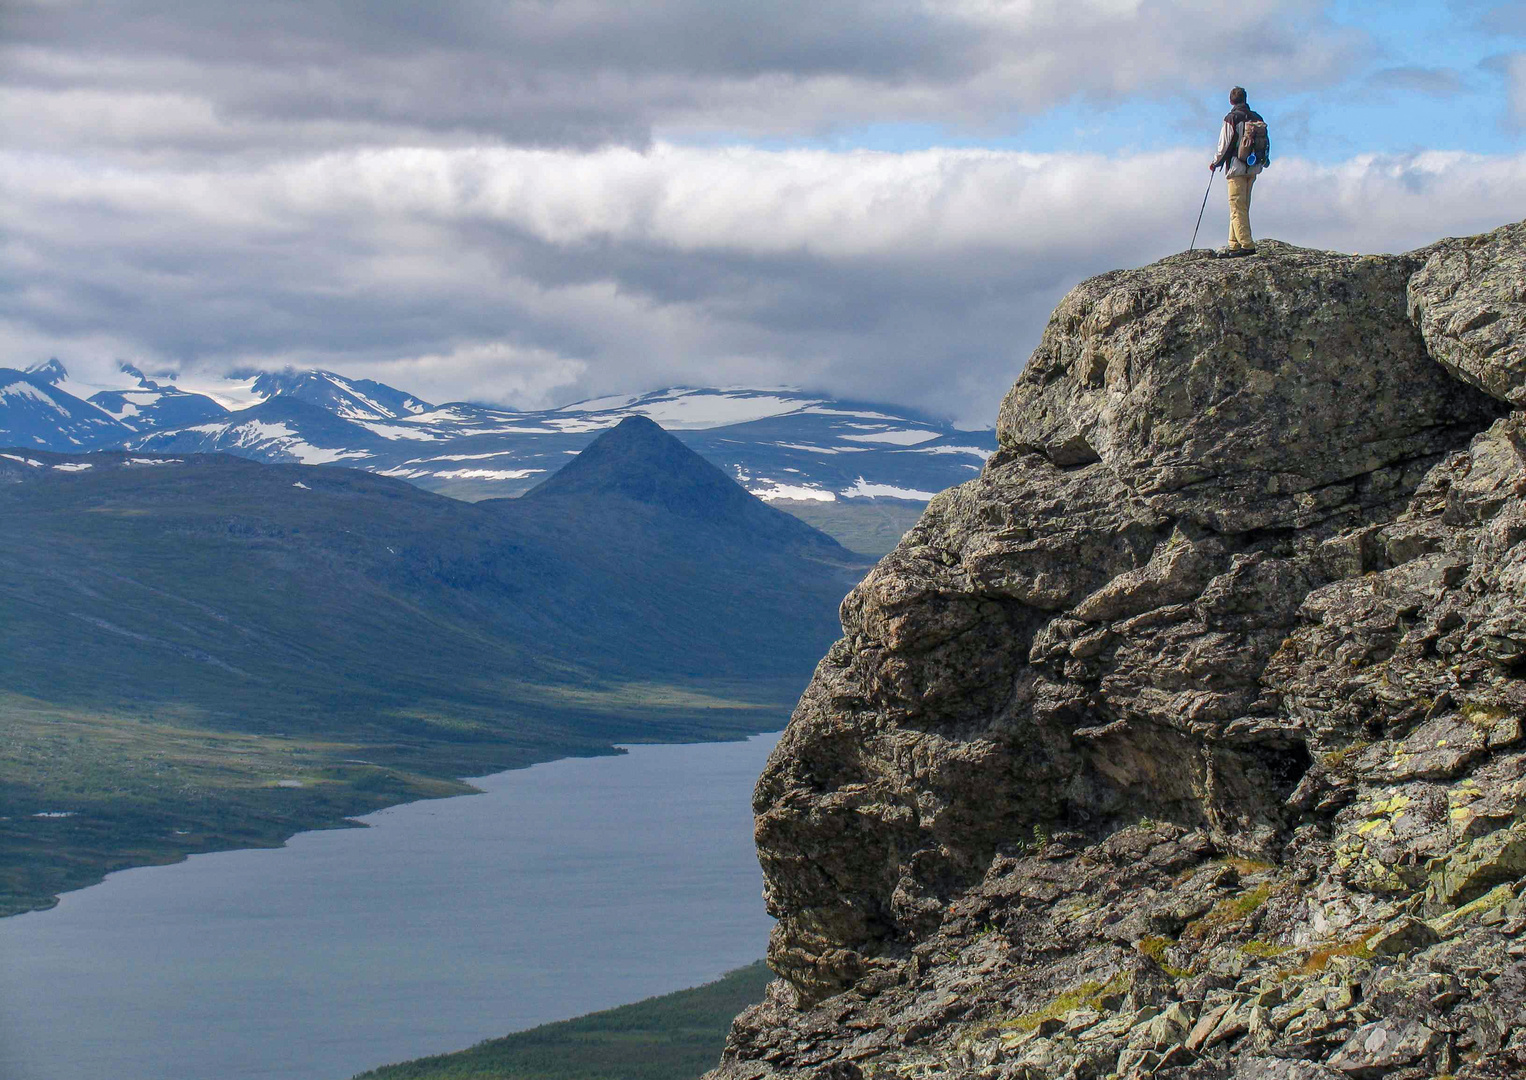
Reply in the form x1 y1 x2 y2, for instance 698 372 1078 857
353 961 773 1080
0 685 783 917
0 691 480 916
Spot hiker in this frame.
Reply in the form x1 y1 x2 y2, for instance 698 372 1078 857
1209 87 1268 258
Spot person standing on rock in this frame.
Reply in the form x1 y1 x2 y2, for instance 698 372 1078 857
1209 86 1268 258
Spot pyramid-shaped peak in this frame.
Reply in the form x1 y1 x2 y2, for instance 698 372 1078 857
526 415 751 514
522 415 846 552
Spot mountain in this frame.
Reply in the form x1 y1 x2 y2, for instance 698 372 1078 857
0 367 129 450
131 395 384 464
707 223 1526 1079
26 358 69 385
5 360 227 441
247 369 432 420
1 416 867 913
127 380 993 508
87 368 229 433
1 363 994 553
522 414 839 552
0 420 861 716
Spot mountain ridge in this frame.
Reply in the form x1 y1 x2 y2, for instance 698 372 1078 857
0 367 994 553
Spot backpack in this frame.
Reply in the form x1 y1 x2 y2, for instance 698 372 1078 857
1238 112 1270 168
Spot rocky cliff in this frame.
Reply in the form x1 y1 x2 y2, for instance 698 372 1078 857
709 220 1526 1080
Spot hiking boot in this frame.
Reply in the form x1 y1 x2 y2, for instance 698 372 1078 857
1214 246 1256 259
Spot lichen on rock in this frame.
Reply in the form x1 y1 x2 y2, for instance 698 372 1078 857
710 220 1526 1080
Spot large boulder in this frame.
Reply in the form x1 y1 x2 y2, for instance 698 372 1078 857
1409 220 1526 406
998 241 1497 532
752 241 1502 1005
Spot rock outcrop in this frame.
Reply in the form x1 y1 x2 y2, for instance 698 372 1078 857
1409 221 1526 408
710 222 1526 1080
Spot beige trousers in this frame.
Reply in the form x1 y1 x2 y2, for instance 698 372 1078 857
1227 174 1255 250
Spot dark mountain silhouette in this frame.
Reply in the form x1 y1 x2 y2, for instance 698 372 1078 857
521 415 844 552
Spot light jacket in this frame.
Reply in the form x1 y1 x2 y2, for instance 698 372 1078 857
1213 105 1266 179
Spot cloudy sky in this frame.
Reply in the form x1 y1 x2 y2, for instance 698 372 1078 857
3 0 1524 426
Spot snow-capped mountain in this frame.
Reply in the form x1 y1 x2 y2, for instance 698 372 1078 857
4 366 996 527
19 359 230 435
0 366 130 449
247 369 431 422
89 379 229 434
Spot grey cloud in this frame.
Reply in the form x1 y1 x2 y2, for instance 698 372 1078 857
5 143 1524 428
4 0 1362 154
1368 66 1467 98
1481 51 1526 125
1505 53 1526 125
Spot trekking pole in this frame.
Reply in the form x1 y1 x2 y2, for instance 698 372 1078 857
1190 168 1215 251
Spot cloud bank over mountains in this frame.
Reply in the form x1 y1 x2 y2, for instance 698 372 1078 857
2 0 1366 153
3 1 1524 425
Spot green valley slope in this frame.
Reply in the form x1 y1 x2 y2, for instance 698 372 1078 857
0 419 868 913
353 962 771 1080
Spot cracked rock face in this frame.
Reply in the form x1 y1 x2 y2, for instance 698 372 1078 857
999 241 1495 533
1410 221 1526 408
714 220 1526 1080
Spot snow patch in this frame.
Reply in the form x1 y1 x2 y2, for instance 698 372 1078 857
754 483 836 502
1 453 43 467
101 398 143 419
840 477 938 500
33 811 76 818
126 458 183 466
558 392 645 412
542 416 621 434
407 406 485 424
229 422 368 465
359 421 439 441
558 389 826 430
840 429 940 446
1 380 68 415
800 406 908 422
431 468 544 480
407 451 518 463
774 442 869 455
324 375 396 420
51 462 94 472
293 481 311 490
171 374 264 410
615 392 821 429
917 445 992 458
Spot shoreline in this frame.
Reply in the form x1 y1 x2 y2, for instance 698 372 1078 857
1 733 782 1080
0 687 791 919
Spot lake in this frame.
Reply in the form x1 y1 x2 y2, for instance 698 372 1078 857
0 731 781 1080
